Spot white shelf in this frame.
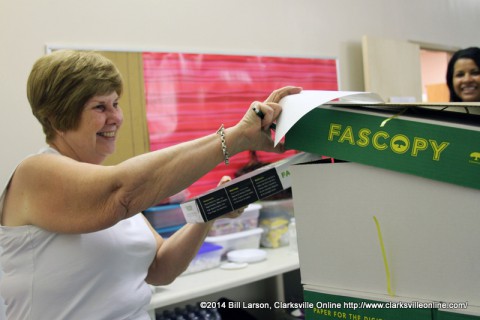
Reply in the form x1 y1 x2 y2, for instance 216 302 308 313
148 246 299 310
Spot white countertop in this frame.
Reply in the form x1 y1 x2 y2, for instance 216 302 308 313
149 246 300 310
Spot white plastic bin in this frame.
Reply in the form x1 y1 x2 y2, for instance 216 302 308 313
182 242 223 275
208 203 261 236
205 228 263 259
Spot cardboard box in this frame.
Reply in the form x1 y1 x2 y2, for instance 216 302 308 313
302 285 480 320
277 95 480 318
303 285 434 320
180 152 320 223
436 309 480 320
285 105 480 190
291 161 480 307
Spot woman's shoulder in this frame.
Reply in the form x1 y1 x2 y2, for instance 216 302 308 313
6 147 74 199
18 147 77 172
15 151 60 176
1 148 50 190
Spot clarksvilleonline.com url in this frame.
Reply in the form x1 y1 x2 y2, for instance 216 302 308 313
315 301 469 310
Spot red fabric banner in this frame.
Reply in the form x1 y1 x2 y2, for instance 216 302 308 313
143 52 338 199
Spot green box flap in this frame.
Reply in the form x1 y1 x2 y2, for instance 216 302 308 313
286 106 480 190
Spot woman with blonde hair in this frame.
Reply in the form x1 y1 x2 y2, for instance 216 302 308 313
0 49 301 319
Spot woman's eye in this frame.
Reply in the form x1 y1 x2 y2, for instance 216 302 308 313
113 102 119 109
95 105 106 111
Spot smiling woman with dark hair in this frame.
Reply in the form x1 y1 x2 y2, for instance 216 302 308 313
446 47 480 102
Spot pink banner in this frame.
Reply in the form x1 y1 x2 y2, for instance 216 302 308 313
143 52 338 199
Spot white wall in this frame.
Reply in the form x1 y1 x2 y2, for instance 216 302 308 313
1 0 479 184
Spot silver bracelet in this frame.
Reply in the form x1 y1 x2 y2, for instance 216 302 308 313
216 124 230 165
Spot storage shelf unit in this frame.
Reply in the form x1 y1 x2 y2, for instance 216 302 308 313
148 246 299 317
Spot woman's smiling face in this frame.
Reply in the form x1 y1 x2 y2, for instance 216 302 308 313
452 58 480 102
58 91 123 164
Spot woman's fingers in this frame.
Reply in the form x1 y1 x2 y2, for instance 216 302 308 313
217 176 231 186
250 101 280 130
264 86 302 104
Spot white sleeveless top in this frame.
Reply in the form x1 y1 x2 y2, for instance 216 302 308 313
0 148 157 320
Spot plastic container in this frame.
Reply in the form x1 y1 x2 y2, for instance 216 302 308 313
208 203 261 236
259 216 290 248
205 228 263 259
258 199 294 248
143 204 186 237
258 198 294 219
154 225 184 238
182 242 223 275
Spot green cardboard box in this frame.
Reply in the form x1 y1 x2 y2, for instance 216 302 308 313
436 310 480 320
303 288 433 320
281 97 480 319
285 105 480 190
302 287 480 320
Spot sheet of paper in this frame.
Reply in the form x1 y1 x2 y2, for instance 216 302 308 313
274 90 384 146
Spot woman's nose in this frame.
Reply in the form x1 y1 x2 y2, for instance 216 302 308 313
108 105 123 125
463 73 474 81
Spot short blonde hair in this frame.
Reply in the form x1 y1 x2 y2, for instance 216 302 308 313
27 50 123 142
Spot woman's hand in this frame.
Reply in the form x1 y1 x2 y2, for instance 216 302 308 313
232 86 302 154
